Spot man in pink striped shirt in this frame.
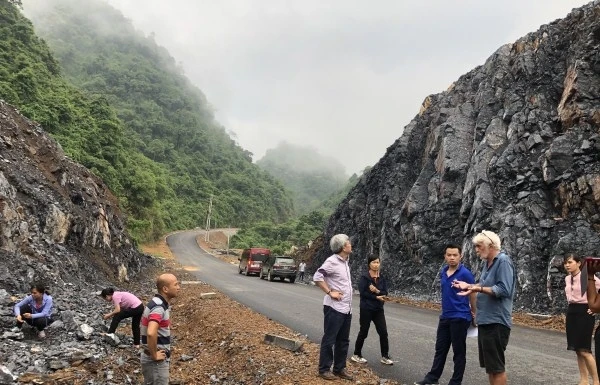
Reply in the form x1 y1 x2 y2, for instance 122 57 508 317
314 234 354 381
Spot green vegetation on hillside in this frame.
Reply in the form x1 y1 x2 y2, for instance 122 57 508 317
1 0 294 241
316 167 369 213
0 0 154 222
230 211 327 255
257 142 348 214
230 167 367 254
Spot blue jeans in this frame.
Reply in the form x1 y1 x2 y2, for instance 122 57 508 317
141 360 169 385
319 305 352 374
423 318 470 385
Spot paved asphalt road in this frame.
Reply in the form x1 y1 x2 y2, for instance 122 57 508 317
168 230 575 385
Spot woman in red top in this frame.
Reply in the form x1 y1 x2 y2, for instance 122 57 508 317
564 254 600 385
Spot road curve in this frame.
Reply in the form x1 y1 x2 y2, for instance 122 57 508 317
168 230 575 385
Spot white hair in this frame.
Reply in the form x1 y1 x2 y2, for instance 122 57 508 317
330 234 350 253
472 230 501 250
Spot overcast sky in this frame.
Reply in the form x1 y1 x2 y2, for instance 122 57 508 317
106 0 589 175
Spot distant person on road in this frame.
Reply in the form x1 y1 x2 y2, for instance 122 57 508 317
564 254 600 385
351 255 393 366
313 234 355 381
298 261 307 281
100 287 144 347
140 273 181 385
452 230 516 385
14 282 53 339
414 244 476 385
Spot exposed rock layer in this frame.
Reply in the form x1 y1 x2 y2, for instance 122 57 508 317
0 99 147 295
313 2 600 313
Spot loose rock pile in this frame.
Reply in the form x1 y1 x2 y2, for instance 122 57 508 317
0 279 155 384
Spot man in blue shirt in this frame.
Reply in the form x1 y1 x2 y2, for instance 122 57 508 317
414 244 476 385
452 230 516 385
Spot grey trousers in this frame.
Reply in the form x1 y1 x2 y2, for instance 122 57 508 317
141 360 169 385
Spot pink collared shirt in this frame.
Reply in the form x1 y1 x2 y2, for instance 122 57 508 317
112 291 142 309
565 272 600 304
313 254 353 314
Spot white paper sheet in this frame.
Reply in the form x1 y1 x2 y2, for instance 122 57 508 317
467 325 478 338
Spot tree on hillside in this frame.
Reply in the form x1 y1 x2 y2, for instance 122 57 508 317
257 142 348 215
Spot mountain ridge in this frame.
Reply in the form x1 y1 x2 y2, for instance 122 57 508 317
18 0 294 240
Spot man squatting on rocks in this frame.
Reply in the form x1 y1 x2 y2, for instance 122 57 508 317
140 273 180 385
313 234 355 381
452 230 516 385
14 282 54 339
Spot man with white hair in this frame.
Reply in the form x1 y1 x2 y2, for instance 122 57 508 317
313 234 354 381
452 230 516 385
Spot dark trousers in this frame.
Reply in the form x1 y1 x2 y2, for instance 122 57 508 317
594 325 600 373
353 307 389 357
108 303 144 344
16 304 52 331
424 318 470 385
319 305 352 374
299 271 305 281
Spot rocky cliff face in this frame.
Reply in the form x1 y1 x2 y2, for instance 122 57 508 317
313 2 600 313
0 100 156 381
0 99 147 295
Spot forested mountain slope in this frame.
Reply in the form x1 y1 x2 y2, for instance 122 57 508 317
16 0 293 240
256 142 348 214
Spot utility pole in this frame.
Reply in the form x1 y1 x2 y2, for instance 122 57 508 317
226 225 231 256
205 195 213 242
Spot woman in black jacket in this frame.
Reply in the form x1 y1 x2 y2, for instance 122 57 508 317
350 255 393 365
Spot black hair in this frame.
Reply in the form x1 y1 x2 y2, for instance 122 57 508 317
367 255 380 267
30 282 50 295
564 253 582 264
444 243 462 254
100 287 115 298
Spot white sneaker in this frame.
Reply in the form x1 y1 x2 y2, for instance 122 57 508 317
350 354 367 364
38 330 46 339
380 356 393 365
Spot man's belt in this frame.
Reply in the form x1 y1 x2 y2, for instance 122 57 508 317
142 348 171 358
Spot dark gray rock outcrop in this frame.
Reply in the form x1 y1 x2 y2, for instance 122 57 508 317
0 99 147 293
313 1 600 313
0 99 157 381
